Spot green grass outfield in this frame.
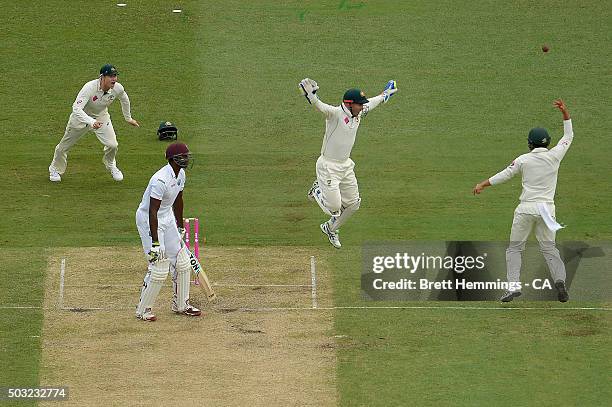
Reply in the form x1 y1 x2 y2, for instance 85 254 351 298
1 0 610 405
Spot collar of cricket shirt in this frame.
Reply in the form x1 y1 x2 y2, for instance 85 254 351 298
531 147 549 153
97 79 112 95
341 103 353 118
341 103 360 125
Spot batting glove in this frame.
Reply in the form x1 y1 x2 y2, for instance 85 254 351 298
178 227 186 241
299 78 319 104
382 80 398 103
147 241 163 263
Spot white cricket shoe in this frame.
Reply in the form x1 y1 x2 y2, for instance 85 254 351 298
307 180 319 202
108 165 124 181
172 300 202 317
49 169 61 182
136 308 157 322
320 222 341 249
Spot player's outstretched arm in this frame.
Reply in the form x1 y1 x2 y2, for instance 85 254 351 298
550 99 574 159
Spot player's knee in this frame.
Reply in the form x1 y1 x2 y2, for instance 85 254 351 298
176 247 193 274
349 197 361 211
326 196 342 214
150 260 170 282
506 242 525 253
538 242 559 255
106 141 118 150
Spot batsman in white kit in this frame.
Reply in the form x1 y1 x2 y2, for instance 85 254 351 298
473 99 573 303
135 142 201 321
48 64 140 182
299 78 398 248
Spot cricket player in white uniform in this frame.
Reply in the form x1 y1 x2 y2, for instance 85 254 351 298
135 142 201 321
473 99 573 302
299 78 398 248
49 64 140 182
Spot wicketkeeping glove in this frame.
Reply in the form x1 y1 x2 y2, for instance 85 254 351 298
382 80 398 103
299 78 319 104
147 241 163 263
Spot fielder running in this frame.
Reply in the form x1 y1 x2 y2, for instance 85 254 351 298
299 78 398 248
49 64 140 182
135 142 201 321
473 99 573 302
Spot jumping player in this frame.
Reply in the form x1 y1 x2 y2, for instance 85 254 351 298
473 99 573 302
299 78 398 248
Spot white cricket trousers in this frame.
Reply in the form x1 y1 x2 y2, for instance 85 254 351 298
50 114 119 174
316 155 360 214
506 206 566 289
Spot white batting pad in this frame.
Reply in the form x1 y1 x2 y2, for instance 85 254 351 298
173 247 192 312
136 259 169 316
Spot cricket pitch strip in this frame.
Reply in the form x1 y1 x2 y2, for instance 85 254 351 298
40 247 336 406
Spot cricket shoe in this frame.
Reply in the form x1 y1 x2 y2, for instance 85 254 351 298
136 308 157 322
172 302 202 317
320 222 341 249
49 167 61 182
107 165 124 181
555 280 569 303
500 290 522 302
307 180 319 202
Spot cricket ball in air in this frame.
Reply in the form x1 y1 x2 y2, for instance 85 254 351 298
542 45 549 53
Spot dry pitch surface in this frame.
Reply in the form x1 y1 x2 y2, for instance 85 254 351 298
40 247 336 406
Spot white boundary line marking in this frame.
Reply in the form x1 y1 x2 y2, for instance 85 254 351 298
310 256 318 309
58 258 66 310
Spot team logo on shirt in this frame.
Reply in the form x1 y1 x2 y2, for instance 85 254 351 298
178 180 182 186
93 96 98 101
326 179 332 186
344 117 349 124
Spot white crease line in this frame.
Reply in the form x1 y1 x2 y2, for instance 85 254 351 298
58 258 66 310
234 305 612 312
310 256 318 309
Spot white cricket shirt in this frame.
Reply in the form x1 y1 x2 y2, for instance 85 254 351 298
489 120 574 208
313 95 384 161
71 78 133 126
137 164 186 220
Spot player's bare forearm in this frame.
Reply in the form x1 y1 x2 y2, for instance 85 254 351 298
149 198 162 241
554 99 570 120
173 192 184 228
472 179 491 195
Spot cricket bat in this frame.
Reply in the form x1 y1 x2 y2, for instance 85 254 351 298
187 249 217 302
